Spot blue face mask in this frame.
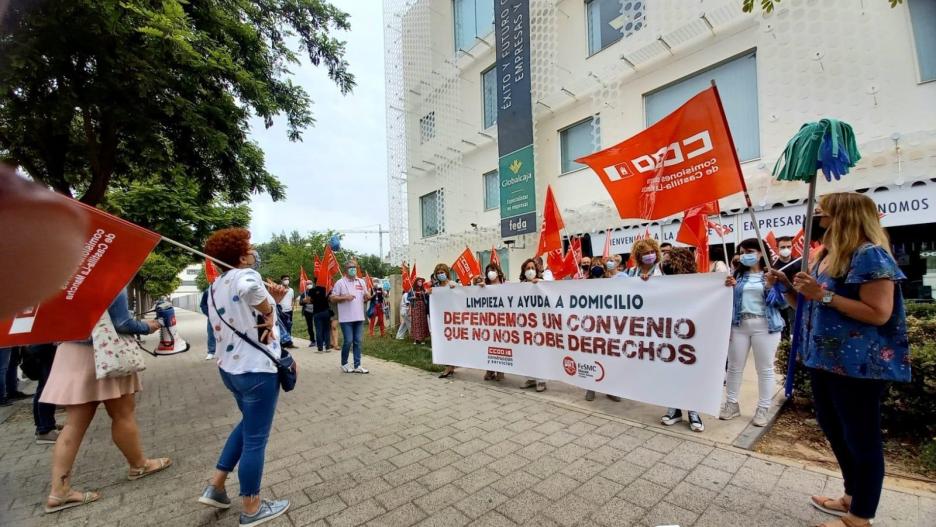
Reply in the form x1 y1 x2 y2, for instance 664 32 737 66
348 268 357 277
436 273 448 282
739 253 759 267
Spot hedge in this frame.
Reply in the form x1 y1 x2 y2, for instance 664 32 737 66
777 301 936 439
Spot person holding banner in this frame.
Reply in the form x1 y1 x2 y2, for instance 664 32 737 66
480 262 507 382
721 238 786 427
40 289 169 514
583 262 620 403
432 264 459 378
621 239 663 280
771 193 909 527
518 259 547 393
199 228 292 524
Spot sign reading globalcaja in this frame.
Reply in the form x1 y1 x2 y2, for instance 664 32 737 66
429 275 733 415
589 184 935 251
495 0 536 238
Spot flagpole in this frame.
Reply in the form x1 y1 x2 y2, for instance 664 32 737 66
159 236 234 270
709 80 773 272
714 215 732 270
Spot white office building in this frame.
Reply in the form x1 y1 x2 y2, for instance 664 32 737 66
384 0 936 297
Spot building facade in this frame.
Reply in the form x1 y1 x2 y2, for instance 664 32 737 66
384 0 936 296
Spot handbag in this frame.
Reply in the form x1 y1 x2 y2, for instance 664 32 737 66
210 287 297 392
92 311 147 380
366 302 376 319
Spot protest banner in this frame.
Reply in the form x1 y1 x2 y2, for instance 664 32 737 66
429 275 732 415
0 199 161 346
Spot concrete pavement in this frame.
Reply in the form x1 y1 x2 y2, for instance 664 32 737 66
0 308 932 526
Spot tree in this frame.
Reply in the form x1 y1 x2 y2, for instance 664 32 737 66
138 252 183 298
0 0 354 205
741 0 902 12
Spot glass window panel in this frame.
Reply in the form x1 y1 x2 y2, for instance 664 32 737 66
909 0 936 82
483 170 499 210
482 65 498 129
560 117 600 174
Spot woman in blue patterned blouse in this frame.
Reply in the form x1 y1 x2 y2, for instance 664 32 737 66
771 192 910 527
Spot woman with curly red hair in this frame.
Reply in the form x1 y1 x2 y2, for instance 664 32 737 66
197 228 293 526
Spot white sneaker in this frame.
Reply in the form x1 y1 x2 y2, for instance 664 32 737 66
340 364 352 373
719 401 740 420
205 353 215 360
752 406 770 427
352 366 369 374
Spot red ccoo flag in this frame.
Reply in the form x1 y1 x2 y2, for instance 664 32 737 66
205 259 220 284
401 263 412 292
452 247 482 285
490 246 501 269
313 255 322 278
0 198 161 347
577 87 744 220
535 185 565 257
299 266 310 291
765 231 780 262
546 247 564 278
791 229 805 259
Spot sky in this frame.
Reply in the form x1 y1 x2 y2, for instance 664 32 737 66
247 1 388 257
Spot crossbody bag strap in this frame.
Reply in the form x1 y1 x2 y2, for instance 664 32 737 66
209 282 284 368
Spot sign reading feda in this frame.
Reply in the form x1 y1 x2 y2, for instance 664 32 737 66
429 275 732 415
495 0 536 238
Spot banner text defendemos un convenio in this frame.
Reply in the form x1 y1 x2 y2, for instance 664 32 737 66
442 291 698 365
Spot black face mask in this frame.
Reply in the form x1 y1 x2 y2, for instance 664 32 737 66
589 266 604 278
811 215 827 242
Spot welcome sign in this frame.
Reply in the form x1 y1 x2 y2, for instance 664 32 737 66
429 275 732 415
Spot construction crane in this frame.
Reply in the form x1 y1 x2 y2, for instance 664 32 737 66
335 224 389 261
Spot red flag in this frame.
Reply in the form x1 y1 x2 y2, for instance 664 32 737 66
765 231 780 262
546 247 564 277
535 185 565 257
452 247 482 285
324 246 340 276
490 246 501 269
553 247 580 280
314 255 322 278
602 229 612 258
401 263 412 292
570 237 583 263
791 229 805 259
677 213 710 272
299 266 310 291
0 198 161 346
577 87 744 220
365 272 375 291
707 220 728 237
410 263 418 286
205 259 220 284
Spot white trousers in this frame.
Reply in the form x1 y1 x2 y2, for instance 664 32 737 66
395 314 410 340
726 317 781 409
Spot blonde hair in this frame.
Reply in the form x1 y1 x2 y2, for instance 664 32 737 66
816 192 891 278
629 238 661 266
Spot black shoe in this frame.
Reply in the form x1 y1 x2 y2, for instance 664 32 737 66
9 391 32 400
661 408 682 426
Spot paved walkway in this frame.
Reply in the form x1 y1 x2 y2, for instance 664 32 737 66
1 309 933 526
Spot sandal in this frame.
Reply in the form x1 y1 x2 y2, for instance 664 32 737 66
44 490 100 514
810 495 849 517
128 457 172 481
814 517 871 527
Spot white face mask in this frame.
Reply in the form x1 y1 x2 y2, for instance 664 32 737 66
487 270 498 281
524 269 537 280
779 248 792 258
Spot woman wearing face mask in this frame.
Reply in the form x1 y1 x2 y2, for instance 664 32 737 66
583 258 620 402
517 259 547 392
604 255 620 277
720 238 786 427
770 193 908 527
480 263 507 381
432 264 459 378
620 239 663 280
408 278 430 346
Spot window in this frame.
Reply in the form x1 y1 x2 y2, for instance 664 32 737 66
482 65 497 129
419 112 435 144
483 170 499 210
909 0 936 82
454 0 494 51
560 116 600 174
420 190 444 238
645 52 760 161
587 0 645 55
479 248 509 278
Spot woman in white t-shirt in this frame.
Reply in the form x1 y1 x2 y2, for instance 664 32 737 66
198 228 293 526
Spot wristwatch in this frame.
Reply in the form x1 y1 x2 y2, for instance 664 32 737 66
820 289 835 305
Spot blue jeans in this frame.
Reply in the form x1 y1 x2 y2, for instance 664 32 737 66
206 320 217 355
313 311 331 351
0 347 17 399
809 368 887 519
276 306 293 345
340 321 364 368
216 370 279 497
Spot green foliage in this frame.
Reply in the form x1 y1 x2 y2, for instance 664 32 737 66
907 302 936 320
922 438 936 471
195 267 209 292
779 310 936 438
255 231 393 289
741 0 902 12
0 0 354 205
138 252 183 298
